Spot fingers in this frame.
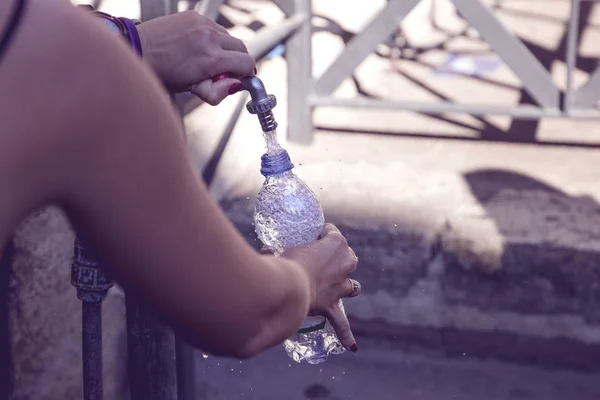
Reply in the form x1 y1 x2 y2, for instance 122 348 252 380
259 246 274 255
344 278 362 298
327 301 357 352
189 77 242 105
320 223 341 238
218 32 249 54
211 51 255 78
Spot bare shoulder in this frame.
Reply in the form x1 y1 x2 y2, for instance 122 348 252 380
0 0 181 226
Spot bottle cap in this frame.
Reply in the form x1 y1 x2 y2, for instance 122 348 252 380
260 151 294 176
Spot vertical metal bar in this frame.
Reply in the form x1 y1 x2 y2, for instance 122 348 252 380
169 94 198 400
124 4 181 399
197 0 225 21
71 237 115 400
175 340 197 400
286 0 314 144
82 302 103 400
126 296 177 400
564 0 581 112
141 0 178 22
0 240 14 400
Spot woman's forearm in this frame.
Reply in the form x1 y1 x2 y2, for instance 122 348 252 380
232 255 313 358
20 0 310 360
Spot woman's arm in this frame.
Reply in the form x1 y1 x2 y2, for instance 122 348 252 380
0 0 311 358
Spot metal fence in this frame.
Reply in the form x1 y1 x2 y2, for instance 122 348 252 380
179 0 600 145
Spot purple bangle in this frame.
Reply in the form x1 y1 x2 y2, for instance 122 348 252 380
118 17 143 58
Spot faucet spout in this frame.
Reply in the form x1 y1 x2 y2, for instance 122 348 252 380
240 76 278 132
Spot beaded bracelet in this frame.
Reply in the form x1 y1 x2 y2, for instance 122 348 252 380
117 17 143 58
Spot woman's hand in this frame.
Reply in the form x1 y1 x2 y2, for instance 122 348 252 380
280 223 361 352
136 11 255 105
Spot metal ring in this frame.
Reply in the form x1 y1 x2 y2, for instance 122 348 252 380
348 278 360 297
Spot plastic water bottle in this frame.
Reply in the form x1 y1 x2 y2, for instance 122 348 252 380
253 130 346 364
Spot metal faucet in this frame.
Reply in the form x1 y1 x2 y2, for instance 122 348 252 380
240 76 278 133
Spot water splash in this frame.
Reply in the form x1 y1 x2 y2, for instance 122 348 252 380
263 129 285 156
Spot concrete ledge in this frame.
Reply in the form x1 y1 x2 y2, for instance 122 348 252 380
7 207 128 399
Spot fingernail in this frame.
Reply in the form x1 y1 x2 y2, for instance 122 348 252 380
212 73 230 82
228 83 243 95
350 343 358 353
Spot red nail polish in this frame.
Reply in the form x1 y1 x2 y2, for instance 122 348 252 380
253 67 258 74
228 82 243 95
212 73 230 82
350 343 358 353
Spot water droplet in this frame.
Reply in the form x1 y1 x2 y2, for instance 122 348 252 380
319 368 323 373
332 376 335 380
394 223 397 227
342 371 346 375
201 353 209 359
288 364 292 367
231 368 234 372
246 196 250 200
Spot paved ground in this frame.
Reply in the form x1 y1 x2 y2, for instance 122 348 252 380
193 339 600 400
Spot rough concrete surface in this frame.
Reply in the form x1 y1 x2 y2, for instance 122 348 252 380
8 207 128 400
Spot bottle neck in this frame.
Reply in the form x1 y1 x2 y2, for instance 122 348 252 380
260 150 294 177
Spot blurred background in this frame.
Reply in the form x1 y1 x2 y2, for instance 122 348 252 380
5 0 600 399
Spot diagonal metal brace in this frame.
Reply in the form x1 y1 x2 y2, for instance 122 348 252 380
451 0 559 109
313 0 421 97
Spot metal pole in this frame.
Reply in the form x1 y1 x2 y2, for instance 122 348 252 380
171 94 198 400
123 4 180 400
0 240 14 399
175 340 196 400
126 296 177 400
564 0 581 112
286 0 314 144
82 302 103 400
71 237 115 400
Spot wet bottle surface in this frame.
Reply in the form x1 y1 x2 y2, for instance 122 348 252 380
254 131 345 364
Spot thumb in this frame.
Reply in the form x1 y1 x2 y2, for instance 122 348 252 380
189 78 243 106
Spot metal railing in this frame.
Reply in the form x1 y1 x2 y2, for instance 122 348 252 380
297 0 600 144
176 0 600 145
